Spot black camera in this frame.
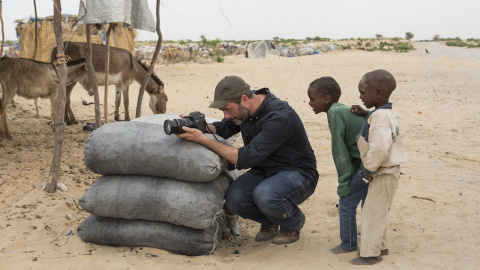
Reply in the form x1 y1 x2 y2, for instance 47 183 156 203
164 111 207 135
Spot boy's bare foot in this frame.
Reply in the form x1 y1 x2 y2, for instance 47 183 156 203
330 245 357 254
349 256 382 265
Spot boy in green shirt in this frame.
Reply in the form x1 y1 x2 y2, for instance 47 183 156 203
307 77 367 253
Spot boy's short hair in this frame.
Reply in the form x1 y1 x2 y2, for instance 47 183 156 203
364 69 397 96
309 77 341 103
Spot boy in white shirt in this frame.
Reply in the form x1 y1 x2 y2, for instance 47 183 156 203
349 69 407 265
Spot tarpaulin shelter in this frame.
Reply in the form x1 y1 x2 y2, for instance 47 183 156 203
245 40 279 59
74 0 155 33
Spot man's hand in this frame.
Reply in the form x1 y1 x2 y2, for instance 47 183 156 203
176 126 209 144
176 126 239 165
350 105 368 116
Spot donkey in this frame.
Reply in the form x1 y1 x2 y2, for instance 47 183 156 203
53 42 167 121
0 57 85 139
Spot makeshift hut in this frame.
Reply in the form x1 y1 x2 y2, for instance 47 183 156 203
15 14 137 62
245 40 279 59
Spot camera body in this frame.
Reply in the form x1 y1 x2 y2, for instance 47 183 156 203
164 111 207 135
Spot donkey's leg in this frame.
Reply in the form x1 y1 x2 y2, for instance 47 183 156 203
34 98 40 117
0 85 15 139
65 83 79 125
0 111 10 139
123 84 130 121
114 85 122 121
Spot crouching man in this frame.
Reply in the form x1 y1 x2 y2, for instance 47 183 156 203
177 76 318 244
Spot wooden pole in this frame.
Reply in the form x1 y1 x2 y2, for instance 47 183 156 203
33 0 38 60
45 0 67 193
0 0 4 57
136 0 162 118
104 24 113 123
86 25 101 128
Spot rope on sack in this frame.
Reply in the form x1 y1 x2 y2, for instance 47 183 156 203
207 208 226 255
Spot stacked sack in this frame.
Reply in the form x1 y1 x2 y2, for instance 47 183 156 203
78 114 242 256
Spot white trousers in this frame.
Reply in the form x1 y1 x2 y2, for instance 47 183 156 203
359 169 400 257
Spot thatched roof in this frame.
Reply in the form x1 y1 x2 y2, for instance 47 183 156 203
15 15 137 62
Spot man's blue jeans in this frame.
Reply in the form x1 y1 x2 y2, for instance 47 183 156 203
338 168 369 250
225 170 317 233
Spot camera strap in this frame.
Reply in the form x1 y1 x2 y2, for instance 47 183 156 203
206 125 221 142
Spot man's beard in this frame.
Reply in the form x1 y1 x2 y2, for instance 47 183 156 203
233 104 249 125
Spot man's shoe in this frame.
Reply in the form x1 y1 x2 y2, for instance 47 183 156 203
271 215 305 245
255 225 279 242
271 230 300 245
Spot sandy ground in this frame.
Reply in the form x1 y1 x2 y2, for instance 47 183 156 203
1 41 480 269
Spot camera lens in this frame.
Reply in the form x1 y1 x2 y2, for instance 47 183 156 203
164 118 194 135
164 120 176 135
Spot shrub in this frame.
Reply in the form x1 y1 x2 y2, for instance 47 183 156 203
446 40 469 47
216 56 224 63
394 42 415 52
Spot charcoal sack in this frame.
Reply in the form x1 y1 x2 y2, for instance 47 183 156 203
83 121 228 182
78 215 224 256
79 173 229 230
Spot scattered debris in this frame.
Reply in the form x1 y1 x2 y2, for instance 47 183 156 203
411 196 435 203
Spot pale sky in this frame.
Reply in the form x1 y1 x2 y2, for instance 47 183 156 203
2 0 479 42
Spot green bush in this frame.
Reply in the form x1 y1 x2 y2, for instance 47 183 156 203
394 42 415 52
446 40 469 47
216 56 224 63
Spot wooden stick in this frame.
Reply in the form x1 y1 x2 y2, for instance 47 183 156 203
45 0 67 193
33 0 38 60
0 0 4 57
104 24 113 123
136 0 162 118
86 25 101 128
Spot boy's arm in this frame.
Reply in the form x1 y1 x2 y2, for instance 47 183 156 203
362 113 393 177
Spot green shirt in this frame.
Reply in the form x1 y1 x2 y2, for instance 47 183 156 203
327 103 366 197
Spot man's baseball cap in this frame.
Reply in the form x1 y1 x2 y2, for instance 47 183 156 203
209 76 251 109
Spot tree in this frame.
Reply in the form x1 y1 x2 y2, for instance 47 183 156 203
433 35 440 41
375 34 383 40
200 34 207 46
272 36 280 43
405 32 414 41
